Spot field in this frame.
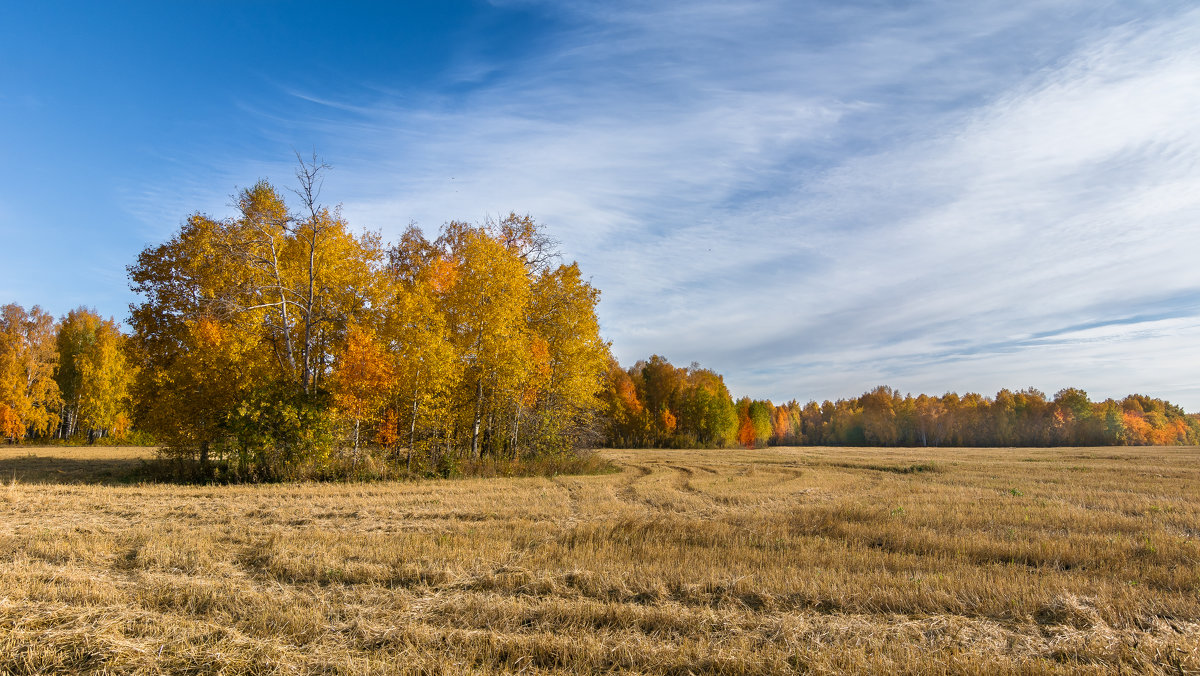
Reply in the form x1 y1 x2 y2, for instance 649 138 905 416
1 445 1198 674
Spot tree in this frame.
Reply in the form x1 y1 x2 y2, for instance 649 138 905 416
54 307 100 438
522 262 609 454
128 212 266 471
678 365 737 447
636 355 686 446
770 402 801 446
0 304 60 441
127 161 383 477
733 397 773 448
859 386 900 445
56 308 132 440
736 399 756 448
382 227 458 471
599 358 647 447
216 175 383 394
437 224 532 459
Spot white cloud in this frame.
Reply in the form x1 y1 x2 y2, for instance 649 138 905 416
150 1 1200 408
745 9 1200 406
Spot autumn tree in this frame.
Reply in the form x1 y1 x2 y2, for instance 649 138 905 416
436 223 532 459
216 171 383 394
55 308 133 440
676 365 737 447
381 226 458 471
770 402 801 445
0 304 60 440
859 386 900 445
410 217 611 462
54 307 98 438
599 358 648 447
521 261 609 453
746 399 774 447
128 163 382 478
635 355 686 446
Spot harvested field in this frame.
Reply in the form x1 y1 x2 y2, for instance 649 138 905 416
1 445 1198 674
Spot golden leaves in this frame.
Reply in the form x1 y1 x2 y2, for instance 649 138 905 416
0 304 60 439
195 316 223 348
0 403 21 439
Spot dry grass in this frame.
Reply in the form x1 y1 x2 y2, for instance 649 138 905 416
1 444 1198 674
0 445 150 484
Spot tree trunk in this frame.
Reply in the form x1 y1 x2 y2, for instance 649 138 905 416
513 401 522 457
353 417 361 464
301 233 317 393
408 397 419 472
471 378 483 459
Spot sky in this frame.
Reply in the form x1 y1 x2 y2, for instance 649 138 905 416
2 1 1199 409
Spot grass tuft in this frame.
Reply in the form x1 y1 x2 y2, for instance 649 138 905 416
827 460 943 474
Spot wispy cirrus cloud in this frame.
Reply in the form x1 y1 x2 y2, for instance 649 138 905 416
142 0 1200 407
718 7 1200 404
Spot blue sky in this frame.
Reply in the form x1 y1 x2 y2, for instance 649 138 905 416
3 1 1199 409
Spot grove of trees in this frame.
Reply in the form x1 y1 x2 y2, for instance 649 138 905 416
600 365 1200 449
122 163 609 479
3 161 1199 476
600 355 740 448
0 304 132 443
2 164 612 480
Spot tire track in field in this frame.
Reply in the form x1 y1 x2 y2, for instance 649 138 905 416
550 477 583 525
616 464 655 508
666 464 706 499
615 462 710 513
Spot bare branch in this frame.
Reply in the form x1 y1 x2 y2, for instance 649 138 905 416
291 149 332 219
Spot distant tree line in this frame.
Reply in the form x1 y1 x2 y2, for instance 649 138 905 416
601 358 1200 448
6 321 1198 465
600 355 739 448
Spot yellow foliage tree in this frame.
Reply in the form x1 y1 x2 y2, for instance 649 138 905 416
525 262 609 452
439 224 532 459
128 169 382 476
56 308 133 441
382 227 459 470
0 304 60 440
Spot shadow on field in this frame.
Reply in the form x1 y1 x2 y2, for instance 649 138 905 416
0 447 156 485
